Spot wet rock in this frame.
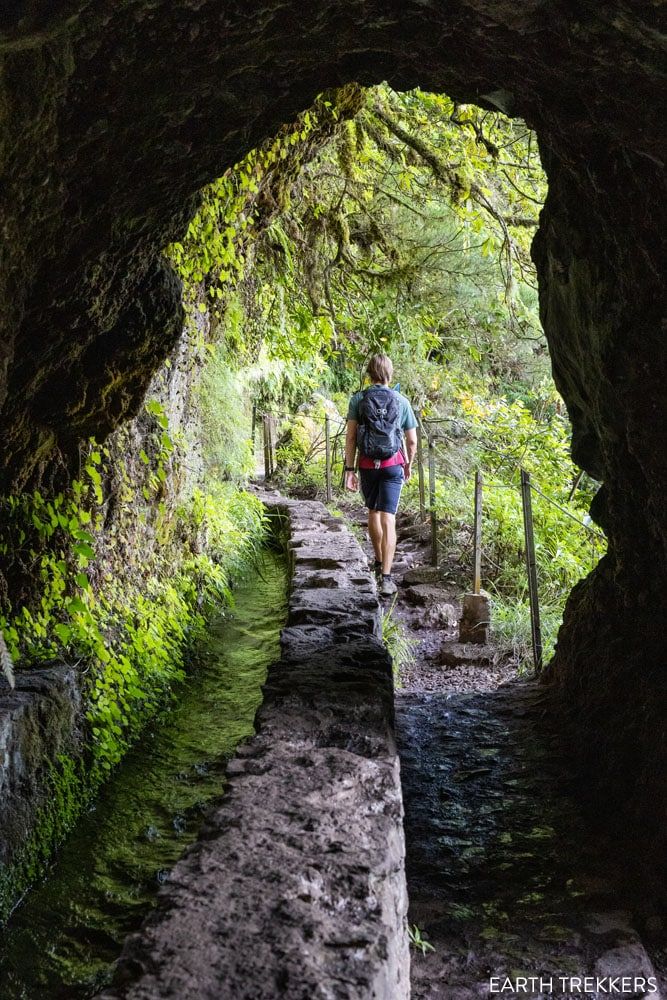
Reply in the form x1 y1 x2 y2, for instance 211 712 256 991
594 940 658 985
397 523 431 543
288 589 380 639
396 688 660 1000
0 666 82 874
423 603 458 629
291 566 373 592
404 584 451 607
402 565 445 586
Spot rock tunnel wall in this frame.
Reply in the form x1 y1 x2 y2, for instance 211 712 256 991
533 146 667 868
0 2 665 871
102 496 409 1000
0 315 210 920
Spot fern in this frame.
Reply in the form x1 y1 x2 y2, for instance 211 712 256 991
0 630 15 689
381 598 416 686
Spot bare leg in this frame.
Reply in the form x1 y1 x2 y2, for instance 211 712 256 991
368 509 383 562
380 511 397 575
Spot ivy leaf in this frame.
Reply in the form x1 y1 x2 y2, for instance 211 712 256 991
54 623 72 644
73 529 95 545
67 597 88 616
74 542 95 561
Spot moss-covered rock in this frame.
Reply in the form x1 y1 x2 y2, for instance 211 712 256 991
0 667 84 922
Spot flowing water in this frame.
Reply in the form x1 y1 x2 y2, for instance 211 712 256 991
0 551 287 1000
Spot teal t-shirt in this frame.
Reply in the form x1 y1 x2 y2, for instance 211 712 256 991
347 386 418 431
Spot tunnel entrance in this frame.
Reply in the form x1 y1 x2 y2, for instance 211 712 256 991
0 0 664 939
188 80 605 676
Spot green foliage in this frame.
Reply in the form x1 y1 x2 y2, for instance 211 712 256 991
167 86 365 320
170 83 548 428
0 446 267 775
381 598 416 686
408 923 435 955
490 595 565 672
199 345 255 481
270 395 344 497
167 81 601 672
424 377 605 667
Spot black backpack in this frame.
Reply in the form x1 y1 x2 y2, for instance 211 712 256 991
356 386 403 460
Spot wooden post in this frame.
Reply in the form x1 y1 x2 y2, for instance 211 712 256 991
428 436 438 567
473 470 483 594
416 417 426 522
269 416 277 476
325 415 332 502
262 415 271 480
520 469 543 672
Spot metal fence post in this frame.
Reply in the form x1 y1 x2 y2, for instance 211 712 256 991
428 435 438 567
325 415 332 502
473 470 483 594
416 417 426 522
262 415 271 480
520 469 543 672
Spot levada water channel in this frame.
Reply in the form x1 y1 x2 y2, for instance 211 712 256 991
0 550 288 999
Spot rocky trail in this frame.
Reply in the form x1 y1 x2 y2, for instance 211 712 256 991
341 503 666 999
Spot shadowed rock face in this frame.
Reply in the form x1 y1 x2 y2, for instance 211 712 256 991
0 4 665 854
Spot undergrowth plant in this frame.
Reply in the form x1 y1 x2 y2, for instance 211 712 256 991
422 377 606 667
164 80 602 674
381 598 416 686
408 923 436 955
0 422 266 776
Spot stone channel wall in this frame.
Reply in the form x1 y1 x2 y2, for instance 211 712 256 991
103 496 410 1000
0 665 83 917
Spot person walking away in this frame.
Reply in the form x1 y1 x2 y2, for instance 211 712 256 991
344 354 418 597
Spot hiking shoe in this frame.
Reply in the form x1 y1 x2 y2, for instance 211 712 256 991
372 559 382 578
379 574 397 597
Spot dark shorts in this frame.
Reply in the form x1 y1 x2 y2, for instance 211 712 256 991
359 465 404 514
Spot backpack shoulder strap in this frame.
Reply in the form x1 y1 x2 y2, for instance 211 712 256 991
358 386 372 422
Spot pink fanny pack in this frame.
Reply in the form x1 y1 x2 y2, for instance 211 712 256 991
358 450 404 470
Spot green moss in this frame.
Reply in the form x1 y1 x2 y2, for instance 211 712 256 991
0 465 267 921
0 754 89 925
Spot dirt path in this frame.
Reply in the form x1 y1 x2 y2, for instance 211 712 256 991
339 503 665 999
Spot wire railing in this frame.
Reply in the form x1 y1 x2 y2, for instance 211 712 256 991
420 415 605 672
255 403 605 673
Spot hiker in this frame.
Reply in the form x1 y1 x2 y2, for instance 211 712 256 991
344 354 418 597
